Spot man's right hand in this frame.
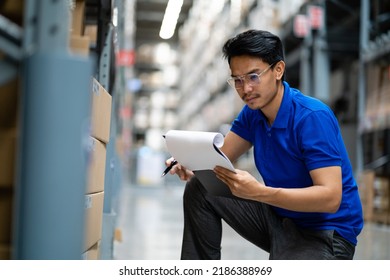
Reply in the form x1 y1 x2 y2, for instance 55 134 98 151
165 157 194 181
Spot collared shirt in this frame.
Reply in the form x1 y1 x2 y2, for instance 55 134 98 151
230 81 363 245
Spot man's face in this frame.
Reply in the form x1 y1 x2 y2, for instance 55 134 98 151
229 55 280 111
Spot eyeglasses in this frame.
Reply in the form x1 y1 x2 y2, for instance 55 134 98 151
227 63 275 90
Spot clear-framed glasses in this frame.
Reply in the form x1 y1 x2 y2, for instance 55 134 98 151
227 63 275 90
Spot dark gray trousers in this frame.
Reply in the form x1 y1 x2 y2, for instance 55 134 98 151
180 176 355 260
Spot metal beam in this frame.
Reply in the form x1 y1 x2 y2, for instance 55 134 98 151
356 0 370 175
13 0 93 259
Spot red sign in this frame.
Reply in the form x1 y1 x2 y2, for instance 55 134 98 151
116 50 135 66
293 15 309 38
308 5 324 30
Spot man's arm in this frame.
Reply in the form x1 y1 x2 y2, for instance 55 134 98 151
261 166 342 213
220 131 252 163
214 165 342 213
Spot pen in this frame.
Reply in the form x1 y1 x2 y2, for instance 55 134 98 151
161 159 178 177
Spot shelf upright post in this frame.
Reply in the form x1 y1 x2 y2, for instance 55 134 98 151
356 0 370 176
312 1 330 104
13 0 93 259
300 27 312 96
99 22 117 260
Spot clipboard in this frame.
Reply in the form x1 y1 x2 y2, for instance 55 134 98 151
164 130 236 197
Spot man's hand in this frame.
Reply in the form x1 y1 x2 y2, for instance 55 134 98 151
214 166 264 200
165 157 194 181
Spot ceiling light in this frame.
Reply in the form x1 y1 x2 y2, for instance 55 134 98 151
159 0 183 40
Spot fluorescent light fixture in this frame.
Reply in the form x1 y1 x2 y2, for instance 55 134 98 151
159 0 183 40
112 7 118 26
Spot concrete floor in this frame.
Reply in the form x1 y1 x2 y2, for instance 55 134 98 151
113 179 390 260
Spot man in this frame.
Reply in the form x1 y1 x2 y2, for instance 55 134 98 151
167 29 363 259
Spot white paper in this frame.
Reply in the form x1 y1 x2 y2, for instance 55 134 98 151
164 130 235 172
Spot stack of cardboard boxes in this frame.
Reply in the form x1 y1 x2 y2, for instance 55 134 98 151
69 0 91 56
365 64 390 131
359 61 390 224
82 78 112 259
69 0 113 259
0 0 23 260
359 170 390 225
359 170 375 222
69 0 98 56
0 77 19 260
372 176 390 224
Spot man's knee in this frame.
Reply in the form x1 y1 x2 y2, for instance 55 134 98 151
183 176 210 207
184 177 201 198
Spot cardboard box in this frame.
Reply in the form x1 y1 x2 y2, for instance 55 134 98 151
82 240 101 260
0 77 18 128
373 177 390 224
69 35 90 56
358 170 375 221
0 244 11 260
359 171 390 224
0 0 23 25
84 24 97 45
0 190 13 243
71 0 85 36
86 136 107 194
84 191 104 252
374 176 390 198
0 128 17 187
91 78 112 143
372 210 389 225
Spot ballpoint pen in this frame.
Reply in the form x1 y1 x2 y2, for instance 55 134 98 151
161 159 178 177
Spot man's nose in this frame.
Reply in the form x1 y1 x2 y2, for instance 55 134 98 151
243 79 254 92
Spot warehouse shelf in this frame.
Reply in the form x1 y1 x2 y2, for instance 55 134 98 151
0 0 121 260
357 0 390 180
362 32 390 62
0 13 23 86
1 0 95 260
0 14 22 62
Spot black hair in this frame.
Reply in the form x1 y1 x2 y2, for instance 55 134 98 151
222 29 285 66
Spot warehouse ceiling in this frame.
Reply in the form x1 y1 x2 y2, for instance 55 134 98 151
134 0 193 47
132 0 194 93
130 0 194 137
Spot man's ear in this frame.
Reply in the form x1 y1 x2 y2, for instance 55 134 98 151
274 61 285 80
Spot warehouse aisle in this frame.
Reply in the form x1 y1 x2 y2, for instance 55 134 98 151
113 179 390 260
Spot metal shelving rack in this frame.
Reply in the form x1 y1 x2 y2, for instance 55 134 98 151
0 0 119 259
3 0 94 259
85 0 119 260
357 0 390 176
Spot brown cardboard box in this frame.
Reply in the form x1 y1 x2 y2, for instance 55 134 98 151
0 190 13 243
84 25 97 45
82 240 101 260
69 35 90 56
360 171 390 224
372 176 390 224
358 170 375 222
0 244 11 260
374 176 390 198
372 210 389 224
71 0 85 36
0 0 24 25
0 77 18 128
84 191 104 252
91 78 112 144
86 137 107 194
0 128 17 187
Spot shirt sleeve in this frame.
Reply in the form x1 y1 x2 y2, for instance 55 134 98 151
230 105 254 144
298 109 343 171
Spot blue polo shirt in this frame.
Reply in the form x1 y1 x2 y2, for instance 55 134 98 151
230 81 363 245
